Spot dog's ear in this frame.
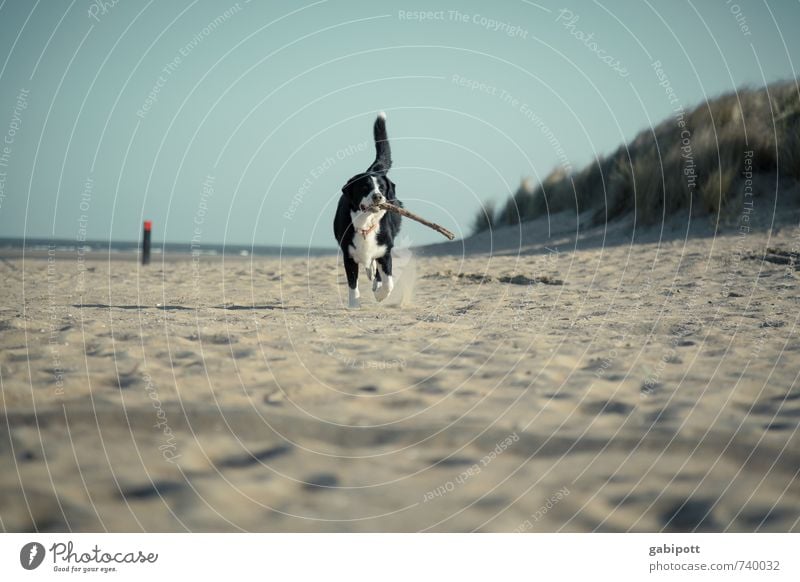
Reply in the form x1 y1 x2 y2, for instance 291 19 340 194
384 177 396 200
341 177 355 197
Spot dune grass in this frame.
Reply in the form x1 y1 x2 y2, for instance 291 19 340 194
472 80 800 234
471 199 496 234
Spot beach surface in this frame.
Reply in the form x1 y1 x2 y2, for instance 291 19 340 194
1 215 799 532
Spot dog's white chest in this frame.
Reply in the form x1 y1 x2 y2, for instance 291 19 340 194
349 210 387 266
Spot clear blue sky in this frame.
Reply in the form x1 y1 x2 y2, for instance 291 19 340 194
0 0 797 247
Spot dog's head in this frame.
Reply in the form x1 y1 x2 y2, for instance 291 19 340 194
341 112 394 213
341 172 394 213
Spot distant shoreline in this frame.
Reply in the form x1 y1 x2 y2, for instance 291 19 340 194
0 237 338 260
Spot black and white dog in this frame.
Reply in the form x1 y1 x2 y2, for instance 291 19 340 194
334 112 402 308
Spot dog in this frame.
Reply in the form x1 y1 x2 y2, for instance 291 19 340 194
333 112 402 308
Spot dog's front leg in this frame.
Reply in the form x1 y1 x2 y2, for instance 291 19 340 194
374 253 394 302
372 265 381 293
344 254 360 308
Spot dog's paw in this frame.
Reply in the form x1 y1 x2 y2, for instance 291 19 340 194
348 289 361 309
372 278 381 293
374 278 393 302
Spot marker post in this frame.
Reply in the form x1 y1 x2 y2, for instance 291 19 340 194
142 220 152 265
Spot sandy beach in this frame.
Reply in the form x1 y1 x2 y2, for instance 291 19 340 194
1 212 799 532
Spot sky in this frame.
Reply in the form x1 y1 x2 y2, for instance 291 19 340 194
0 0 797 248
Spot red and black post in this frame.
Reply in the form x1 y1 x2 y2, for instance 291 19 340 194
142 220 152 265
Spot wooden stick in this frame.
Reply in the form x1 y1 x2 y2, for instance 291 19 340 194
377 202 455 240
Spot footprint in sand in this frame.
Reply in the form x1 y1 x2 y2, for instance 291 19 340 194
428 456 475 468
119 480 183 500
660 499 718 532
582 400 634 416
302 473 339 491
217 444 292 469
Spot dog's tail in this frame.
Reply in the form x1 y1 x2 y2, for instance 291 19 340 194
368 111 392 174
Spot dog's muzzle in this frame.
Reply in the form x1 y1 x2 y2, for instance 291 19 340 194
360 194 384 212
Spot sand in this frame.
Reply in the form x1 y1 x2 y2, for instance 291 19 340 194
1 214 799 532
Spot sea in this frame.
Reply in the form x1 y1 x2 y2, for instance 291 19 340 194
0 237 338 259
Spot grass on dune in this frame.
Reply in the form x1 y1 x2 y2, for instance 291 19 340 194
473 80 800 234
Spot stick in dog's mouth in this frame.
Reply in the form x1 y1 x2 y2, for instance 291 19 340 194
377 202 456 240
